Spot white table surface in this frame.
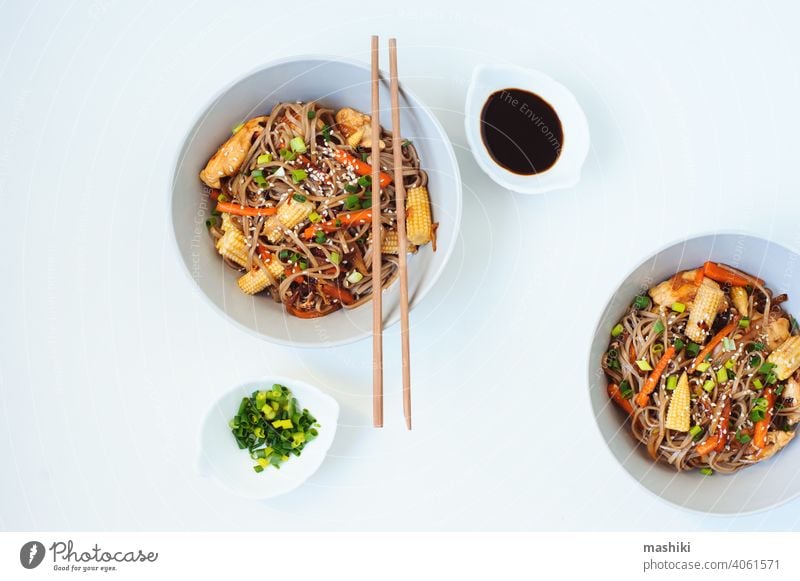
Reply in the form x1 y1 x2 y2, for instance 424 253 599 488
2 0 800 531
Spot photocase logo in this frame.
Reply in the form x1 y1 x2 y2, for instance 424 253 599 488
20 541 46 569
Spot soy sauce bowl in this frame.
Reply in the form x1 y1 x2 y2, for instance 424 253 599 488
464 64 590 194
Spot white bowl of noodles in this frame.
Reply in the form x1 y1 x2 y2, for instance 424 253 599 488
170 55 462 347
588 233 800 514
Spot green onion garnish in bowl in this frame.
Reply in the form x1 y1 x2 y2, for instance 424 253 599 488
199 377 339 499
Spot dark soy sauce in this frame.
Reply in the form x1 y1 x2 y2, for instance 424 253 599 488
480 88 563 175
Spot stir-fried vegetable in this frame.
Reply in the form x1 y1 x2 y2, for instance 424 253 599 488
702 261 762 287
635 345 676 407
752 387 776 450
216 201 277 217
607 383 633 415
690 319 740 372
229 384 319 472
332 149 392 187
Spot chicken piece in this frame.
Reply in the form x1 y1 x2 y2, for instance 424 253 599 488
199 116 268 188
767 318 791 351
754 430 795 461
334 107 385 150
767 336 800 380
783 376 800 425
730 286 749 317
648 270 723 311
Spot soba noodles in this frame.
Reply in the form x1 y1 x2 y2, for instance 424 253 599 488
199 102 435 318
602 263 800 474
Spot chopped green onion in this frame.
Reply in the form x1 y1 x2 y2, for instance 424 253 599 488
232 121 244 134
314 231 327 244
750 397 769 422
279 250 289 260
666 375 678 390
776 384 785 396
344 194 361 210
724 359 735 370
739 317 750 329
752 378 764 390
257 153 273 164
653 320 665 335
360 152 369 162
686 342 701 357
752 342 766 351
671 302 686 313
253 465 264 473
696 362 711 373
636 359 653 371
251 169 264 178
279 148 296 161
289 136 307 153
321 124 331 141
291 170 308 183
703 380 716 392
347 271 364 284
735 431 751 444
206 216 220 229
308 211 321 223
689 425 704 440
722 337 735 351
618 380 633 399
759 362 777 374
633 295 650 310
673 338 685 351
699 467 713 476
292 193 308 203
344 183 359 194
307 110 316 119
361 196 372 209
716 368 728 383
792 315 799 333
217 193 229 202
298 260 308 270
329 252 341 265
357 175 371 187
610 323 624 337
652 343 665 355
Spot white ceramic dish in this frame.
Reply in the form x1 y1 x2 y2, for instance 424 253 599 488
170 55 462 347
588 233 800 515
464 64 590 194
198 376 339 499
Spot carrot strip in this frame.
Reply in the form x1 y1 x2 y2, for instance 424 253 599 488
695 399 732 456
634 346 676 407
690 319 740 371
285 303 335 319
302 209 373 239
333 149 392 188
753 387 776 450
216 201 277 217
607 383 633 415
319 283 355 306
702 262 762 287
714 398 732 453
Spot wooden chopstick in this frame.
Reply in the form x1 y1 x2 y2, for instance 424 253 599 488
370 35 384 428
388 38 412 430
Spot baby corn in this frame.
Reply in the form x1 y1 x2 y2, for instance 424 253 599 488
263 198 315 243
767 336 800 381
380 230 416 255
237 268 270 295
216 225 249 268
406 186 433 246
665 373 691 432
685 283 725 343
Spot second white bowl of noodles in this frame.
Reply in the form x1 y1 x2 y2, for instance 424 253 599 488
170 55 462 347
588 233 800 515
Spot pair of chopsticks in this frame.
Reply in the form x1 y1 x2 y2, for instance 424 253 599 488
370 35 412 430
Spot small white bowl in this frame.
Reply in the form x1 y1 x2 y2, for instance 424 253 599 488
588 233 800 514
198 376 339 499
464 64 590 194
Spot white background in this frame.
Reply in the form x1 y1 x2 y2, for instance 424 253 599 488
2 0 800 531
